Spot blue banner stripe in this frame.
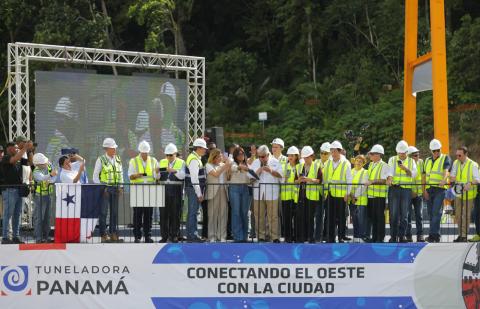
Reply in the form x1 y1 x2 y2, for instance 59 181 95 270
152 243 426 264
151 297 416 309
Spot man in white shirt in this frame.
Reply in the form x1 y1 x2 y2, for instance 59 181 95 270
249 145 283 242
59 155 85 183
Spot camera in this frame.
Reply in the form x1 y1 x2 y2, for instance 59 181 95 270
397 160 403 166
142 172 147 176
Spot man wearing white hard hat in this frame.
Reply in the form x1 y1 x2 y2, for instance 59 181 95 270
128 141 159 243
365 144 390 243
423 139 451 243
32 153 57 243
404 146 425 242
280 146 300 242
323 141 352 243
158 143 185 243
386 140 417 243
185 138 208 242
93 138 124 243
249 145 283 242
297 146 322 243
271 138 287 165
450 146 479 242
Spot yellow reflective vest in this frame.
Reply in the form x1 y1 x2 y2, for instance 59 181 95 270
280 162 299 202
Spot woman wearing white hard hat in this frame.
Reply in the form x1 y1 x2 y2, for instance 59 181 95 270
423 139 451 242
93 137 124 243
158 143 185 243
296 146 322 243
323 140 352 243
365 144 389 243
271 138 287 164
228 146 252 242
280 146 300 243
386 140 417 243
32 153 57 243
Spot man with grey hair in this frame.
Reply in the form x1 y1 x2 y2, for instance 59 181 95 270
248 145 283 242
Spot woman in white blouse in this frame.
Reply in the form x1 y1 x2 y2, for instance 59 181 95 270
205 149 231 242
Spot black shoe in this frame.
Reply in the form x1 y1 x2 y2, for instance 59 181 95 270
258 238 265 242
417 235 425 242
134 238 141 243
12 237 25 244
187 237 204 243
405 235 413 242
145 238 154 243
338 240 345 243
454 236 467 243
172 238 178 243
399 237 408 243
1 238 12 244
389 237 397 243
342 236 352 241
273 239 280 243
308 239 316 244
159 238 168 243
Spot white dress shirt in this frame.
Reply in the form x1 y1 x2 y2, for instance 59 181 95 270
248 156 283 200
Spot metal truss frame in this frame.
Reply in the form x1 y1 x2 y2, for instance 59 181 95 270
7 42 205 146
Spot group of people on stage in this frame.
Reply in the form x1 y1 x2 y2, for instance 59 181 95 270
1 134 477 244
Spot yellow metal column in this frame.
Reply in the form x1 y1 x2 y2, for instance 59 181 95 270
430 0 450 152
403 0 418 146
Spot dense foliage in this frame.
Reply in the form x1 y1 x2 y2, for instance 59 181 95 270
1 0 480 157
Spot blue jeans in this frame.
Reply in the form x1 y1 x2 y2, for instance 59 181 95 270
229 185 251 241
354 205 368 238
33 195 51 241
427 187 445 237
388 186 411 239
406 196 424 237
186 187 201 239
99 187 119 236
2 188 22 239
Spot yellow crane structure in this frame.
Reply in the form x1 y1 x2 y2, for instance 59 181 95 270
403 0 449 152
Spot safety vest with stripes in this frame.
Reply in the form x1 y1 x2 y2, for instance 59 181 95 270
129 155 156 183
453 158 478 200
412 159 424 195
389 155 414 189
367 160 388 198
352 168 368 206
99 155 123 185
34 166 53 196
299 161 321 201
323 159 348 198
159 158 185 182
424 154 447 189
280 162 299 202
185 152 206 189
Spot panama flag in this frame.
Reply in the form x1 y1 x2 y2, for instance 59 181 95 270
54 184 105 243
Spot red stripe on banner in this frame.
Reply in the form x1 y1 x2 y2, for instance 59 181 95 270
54 218 81 243
19 243 67 250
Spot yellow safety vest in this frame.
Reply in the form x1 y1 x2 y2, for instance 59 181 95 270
323 160 348 198
99 155 123 185
159 158 185 181
185 152 206 187
367 160 388 198
453 158 478 200
425 154 447 189
34 166 53 196
352 168 368 206
389 155 414 189
412 159 424 195
129 155 156 183
281 162 299 202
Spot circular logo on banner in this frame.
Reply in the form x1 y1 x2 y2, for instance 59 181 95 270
0 265 31 296
462 243 480 308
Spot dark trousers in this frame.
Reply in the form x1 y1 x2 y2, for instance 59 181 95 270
295 198 317 242
201 200 208 238
314 197 324 241
325 196 346 242
160 190 182 240
133 207 153 239
406 196 424 237
281 200 295 242
99 187 119 236
368 197 386 242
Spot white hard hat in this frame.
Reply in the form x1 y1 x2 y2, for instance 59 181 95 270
330 140 343 150
301 146 314 158
396 140 409 153
193 138 207 149
164 143 178 155
271 138 285 148
102 138 118 149
407 146 419 155
369 144 384 155
54 96 78 120
286 146 299 155
320 142 331 153
160 81 176 102
33 153 49 165
135 110 150 132
138 140 151 153
429 139 442 151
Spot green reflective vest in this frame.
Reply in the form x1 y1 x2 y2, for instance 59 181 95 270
352 168 368 206
159 158 185 181
130 155 156 183
425 154 447 189
34 166 53 196
453 158 478 200
323 159 348 198
281 162 299 202
412 159 424 195
389 155 414 189
99 155 123 185
367 160 388 198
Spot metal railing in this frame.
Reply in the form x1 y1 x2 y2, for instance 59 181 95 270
0 182 477 244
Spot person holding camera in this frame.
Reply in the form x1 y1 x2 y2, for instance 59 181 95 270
59 154 85 183
1 140 34 244
128 141 159 243
387 140 417 243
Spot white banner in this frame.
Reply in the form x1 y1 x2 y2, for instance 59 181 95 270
0 243 474 308
129 184 165 207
